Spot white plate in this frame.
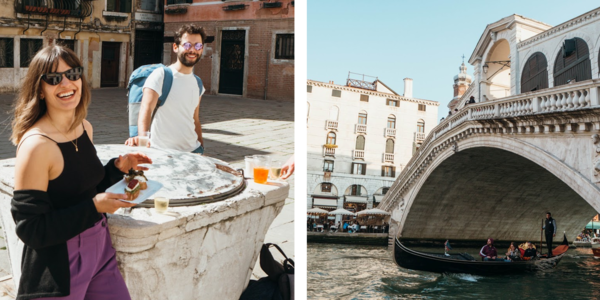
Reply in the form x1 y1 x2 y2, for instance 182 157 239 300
106 179 163 204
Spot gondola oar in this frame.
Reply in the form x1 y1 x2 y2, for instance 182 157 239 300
540 219 544 256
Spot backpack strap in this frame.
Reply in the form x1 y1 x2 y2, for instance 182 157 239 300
158 66 174 107
194 74 203 97
149 66 174 125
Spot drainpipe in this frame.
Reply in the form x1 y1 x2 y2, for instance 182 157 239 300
22 13 30 35
40 14 49 36
264 50 269 100
57 16 66 39
73 18 82 39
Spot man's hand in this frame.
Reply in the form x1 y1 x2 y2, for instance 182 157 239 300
125 137 138 146
125 137 151 147
115 153 153 173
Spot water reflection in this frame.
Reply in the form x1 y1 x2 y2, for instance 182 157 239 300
308 243 600 299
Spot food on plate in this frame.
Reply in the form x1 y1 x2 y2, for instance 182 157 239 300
124 169 148 190
125 179 141 201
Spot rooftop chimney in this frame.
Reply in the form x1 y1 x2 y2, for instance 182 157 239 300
403 78 413 98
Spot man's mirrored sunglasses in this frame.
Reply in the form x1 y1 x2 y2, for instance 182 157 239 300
41 67 84 86
182 42 203 51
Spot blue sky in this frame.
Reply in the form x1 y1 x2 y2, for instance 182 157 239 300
308 1 600 121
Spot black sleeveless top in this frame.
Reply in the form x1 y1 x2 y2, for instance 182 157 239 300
12 125 125 300
46 126 105 209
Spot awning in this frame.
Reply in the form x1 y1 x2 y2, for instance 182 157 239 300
357 208 391 216
307 207 329 214
328 208 356 216
586 221 600 229
313 198 338 207
373 194 385 203
345 195 368 204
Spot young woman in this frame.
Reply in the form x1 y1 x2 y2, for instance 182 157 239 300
505 242 521 261
10 45 151 299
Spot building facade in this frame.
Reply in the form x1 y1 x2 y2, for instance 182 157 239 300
307 76 439 221
162 0 294 101
0 0 165 92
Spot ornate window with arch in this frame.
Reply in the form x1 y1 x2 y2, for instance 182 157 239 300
355 135 365 150
326 132 336 145
385 139 394 153
387 115 396 129
521 52 548 92
417 120 425 133
358 111 367 125
553 37 591 86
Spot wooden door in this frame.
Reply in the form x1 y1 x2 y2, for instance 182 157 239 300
101 42 120 87
219 30 245 95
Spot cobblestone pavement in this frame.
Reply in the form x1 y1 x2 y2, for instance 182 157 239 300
0 88 295 298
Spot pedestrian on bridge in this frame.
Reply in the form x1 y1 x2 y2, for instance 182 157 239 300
542 212 557 257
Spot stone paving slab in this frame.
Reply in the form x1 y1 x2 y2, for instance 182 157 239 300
0 88 294 298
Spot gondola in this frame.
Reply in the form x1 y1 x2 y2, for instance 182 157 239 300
394 235 569 275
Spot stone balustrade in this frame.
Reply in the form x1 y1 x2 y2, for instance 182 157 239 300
385 128 396 137
325 120 338 130
414 132 425 142
379 79 600 214
355 124 367 134
323 146 336 157
383 153 394 163
353 149 365 159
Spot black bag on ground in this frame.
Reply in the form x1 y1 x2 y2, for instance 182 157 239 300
239 243 294 300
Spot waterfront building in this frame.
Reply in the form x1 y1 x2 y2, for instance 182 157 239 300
307 74 439 222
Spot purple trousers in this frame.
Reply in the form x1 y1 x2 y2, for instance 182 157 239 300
35 216 131 300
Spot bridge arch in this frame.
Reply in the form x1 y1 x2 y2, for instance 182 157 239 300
392 132 600 242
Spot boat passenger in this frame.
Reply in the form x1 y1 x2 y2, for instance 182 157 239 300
505 242 521 261
523 242 537 260
479 238 507 261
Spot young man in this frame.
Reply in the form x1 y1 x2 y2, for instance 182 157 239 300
479 238 505 261
125 25 206 154
542 212 557 257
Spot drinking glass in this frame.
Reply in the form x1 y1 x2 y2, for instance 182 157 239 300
270 160 282 180
244 155 255 178
253 155 271 184
138 131 150 148
154 197 169 213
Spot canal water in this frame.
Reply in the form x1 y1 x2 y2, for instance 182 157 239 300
308 243 600 299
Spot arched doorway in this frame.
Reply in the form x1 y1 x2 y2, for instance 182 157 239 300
483 39 511 99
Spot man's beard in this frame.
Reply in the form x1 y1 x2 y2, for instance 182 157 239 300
178 51 201 67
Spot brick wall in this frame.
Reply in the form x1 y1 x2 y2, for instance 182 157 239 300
165 18 294 102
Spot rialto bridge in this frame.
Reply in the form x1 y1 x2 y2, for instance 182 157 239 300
379 79 600 242
379 8 600 243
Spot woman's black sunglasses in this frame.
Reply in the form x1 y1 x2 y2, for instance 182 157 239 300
40 67 83 85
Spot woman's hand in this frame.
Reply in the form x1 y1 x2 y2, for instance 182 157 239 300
115 152 153 173
280 155 295 180
93 192 137 213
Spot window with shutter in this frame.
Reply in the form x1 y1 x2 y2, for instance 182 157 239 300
385 139 394 154
355 136 365 150
0 38 14 68
553 37 591 86
521 52 548 92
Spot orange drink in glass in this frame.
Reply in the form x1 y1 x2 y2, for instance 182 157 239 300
253 167 269 184
253 155 271 184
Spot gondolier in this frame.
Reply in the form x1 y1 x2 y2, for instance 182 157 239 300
542 212 557 257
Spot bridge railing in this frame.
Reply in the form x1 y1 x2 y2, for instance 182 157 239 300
380 79 600 211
